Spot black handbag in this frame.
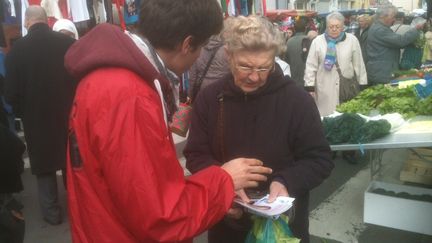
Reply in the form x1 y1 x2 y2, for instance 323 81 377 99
335 61 360 103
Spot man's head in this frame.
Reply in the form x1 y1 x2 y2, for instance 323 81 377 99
137 0 223 75
294 17 307 33
24 5 48 30
376 5 398 27
357 14 371 30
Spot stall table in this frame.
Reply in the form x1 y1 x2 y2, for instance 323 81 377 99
329 116 432 235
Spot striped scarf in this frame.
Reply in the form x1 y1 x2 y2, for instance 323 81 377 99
324 32 345 71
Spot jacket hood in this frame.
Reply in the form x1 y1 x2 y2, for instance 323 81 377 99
65 24 164 87
222 64 291 99
65 24 177 120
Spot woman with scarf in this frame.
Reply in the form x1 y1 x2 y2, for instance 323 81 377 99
304 11 367 117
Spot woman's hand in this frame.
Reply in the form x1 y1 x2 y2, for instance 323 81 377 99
268 180 289 203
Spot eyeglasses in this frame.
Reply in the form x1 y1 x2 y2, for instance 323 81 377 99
234 60 275 75
328 25 343 30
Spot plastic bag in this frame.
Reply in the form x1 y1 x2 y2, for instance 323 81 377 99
245 215 300 243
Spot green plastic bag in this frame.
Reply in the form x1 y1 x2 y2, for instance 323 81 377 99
245 215 300 243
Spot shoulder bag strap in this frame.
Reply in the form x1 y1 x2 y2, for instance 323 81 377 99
334 57 344 79
191 43 223 102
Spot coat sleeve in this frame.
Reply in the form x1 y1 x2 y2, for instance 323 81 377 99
88 80 234 242
352 37 368 85
304 37 320 88
376 26 419 48
4 46 22 117
273 94 334 197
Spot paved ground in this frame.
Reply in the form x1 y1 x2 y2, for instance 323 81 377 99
15 134 432 243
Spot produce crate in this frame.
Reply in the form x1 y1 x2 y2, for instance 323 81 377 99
364 181 432 235
400 148 432 186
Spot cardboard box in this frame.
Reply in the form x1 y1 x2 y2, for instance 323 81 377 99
364 181 432 235
400 148 432 185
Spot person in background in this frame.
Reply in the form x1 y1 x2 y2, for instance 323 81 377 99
184 15 334 243
285 17 308 87
0 101 25 243
53 18 79 40
63 0 272 242
304 11 367 117
390 11 411 35
307 30 318 40
286 27 294 39
356 14 372 65
345 15 359 34
188 34 229 102
4 6 76 226
367 5 423 85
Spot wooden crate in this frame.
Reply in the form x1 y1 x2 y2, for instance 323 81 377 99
400 148 432 185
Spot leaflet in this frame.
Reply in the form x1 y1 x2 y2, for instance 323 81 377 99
234 194 295 219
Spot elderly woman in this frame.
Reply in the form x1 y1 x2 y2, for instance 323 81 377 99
304 11 367 117
184 15 334 243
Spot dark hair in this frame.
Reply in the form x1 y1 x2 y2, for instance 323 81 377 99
138 0 223 50
294 17 307 33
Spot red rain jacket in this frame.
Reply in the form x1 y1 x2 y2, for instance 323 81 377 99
64 24 234 243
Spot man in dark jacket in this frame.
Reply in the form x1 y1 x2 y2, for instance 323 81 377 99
4 6 76 225
285 17 308 88
355 14 371 65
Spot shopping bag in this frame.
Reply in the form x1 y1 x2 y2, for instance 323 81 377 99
245 215 300 243
169 103 192 137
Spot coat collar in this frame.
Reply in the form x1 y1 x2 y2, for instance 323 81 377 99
27 22 50 34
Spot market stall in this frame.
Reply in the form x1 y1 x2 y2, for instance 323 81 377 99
324 82 432 236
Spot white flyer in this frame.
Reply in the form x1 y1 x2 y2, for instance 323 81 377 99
234 194 295 219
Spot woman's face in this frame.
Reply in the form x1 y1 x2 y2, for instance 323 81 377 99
327 18 344 39
286 29 294 38
228 49 275 93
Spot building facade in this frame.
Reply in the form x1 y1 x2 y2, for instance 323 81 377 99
266 0 371 12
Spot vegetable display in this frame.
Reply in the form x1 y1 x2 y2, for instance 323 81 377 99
337 85 432 118
322 113 391 144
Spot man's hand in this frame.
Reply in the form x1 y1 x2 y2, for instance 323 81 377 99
226 190 249 219
221 158 272 191
226 207 243 219
236 189 251 203
268 180 289 203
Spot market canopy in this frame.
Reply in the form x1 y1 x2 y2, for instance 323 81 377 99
265 9 317 22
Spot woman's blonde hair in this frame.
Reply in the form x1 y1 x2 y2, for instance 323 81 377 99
222 15 285 56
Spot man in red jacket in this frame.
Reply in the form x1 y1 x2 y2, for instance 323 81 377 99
64 0 272 242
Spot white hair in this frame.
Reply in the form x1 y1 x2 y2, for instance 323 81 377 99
376 5 398 18
326 11 345 25
223 15 285 56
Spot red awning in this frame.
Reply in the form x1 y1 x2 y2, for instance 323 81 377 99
265 9 317 22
